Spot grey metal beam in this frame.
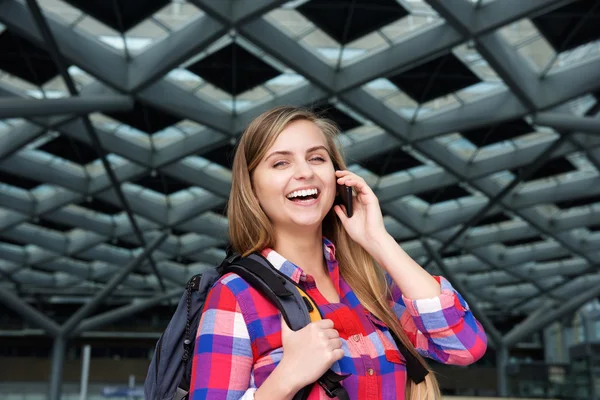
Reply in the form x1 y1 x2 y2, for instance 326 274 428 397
0 286 61 336
496 345 508 396
128 16 226 92
503 280 600 347
0 1 234 135
27 0 166 291
426 0 539 110
73 288 182 335
152 129 229 168
0 1 128 90
421 134 570 263
335 0 573 94
230 0 289 24
380 202 539 306
162 162 232 198
48 335 67 400
137 80 233 134
191 0 289 26
233 84 328 134
0 95 133 119
26 0 168 292
468 0 578 36
239 18 335 92
347 88 600 271
60 231 168 337
335 24 462 93
407 55 600 142
422 240 502 347
534 112 600 135
57 118 153 167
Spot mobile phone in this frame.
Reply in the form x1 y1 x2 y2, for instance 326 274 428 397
336 183 353 218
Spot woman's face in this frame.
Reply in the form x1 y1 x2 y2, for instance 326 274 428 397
252 119 337 232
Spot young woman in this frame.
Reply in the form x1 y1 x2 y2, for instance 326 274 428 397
189 106 487 399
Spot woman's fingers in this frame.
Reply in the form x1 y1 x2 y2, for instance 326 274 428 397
324 328 339 339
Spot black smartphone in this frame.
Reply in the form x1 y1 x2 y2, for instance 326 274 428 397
336 183 353 218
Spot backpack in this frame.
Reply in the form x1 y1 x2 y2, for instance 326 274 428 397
144 251 352 400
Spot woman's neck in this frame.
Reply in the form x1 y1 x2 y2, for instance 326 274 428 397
273 227 327 278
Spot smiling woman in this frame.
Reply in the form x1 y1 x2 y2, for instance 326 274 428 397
189 106 487 400
252 120 336 234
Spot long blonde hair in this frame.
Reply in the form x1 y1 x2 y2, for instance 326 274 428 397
227 106 441 399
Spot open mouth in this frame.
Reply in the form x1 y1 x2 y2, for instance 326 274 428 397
286 188 320 203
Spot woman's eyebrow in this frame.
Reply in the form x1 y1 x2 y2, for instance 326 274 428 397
265 145 327 161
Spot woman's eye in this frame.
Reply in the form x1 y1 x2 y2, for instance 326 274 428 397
310 156 325 162
273 161 288 168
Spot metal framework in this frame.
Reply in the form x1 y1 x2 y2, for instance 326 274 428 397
0 0 600 397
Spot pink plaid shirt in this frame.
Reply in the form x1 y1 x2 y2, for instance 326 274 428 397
190 238 487 399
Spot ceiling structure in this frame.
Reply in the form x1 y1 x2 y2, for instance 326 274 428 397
0 0 600 332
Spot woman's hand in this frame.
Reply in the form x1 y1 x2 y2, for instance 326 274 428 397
333 170 388 252
278 317 344 393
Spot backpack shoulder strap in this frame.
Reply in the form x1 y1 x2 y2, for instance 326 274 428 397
222 253 317 331
221 252 350 400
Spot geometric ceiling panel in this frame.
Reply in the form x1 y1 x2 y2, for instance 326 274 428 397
187 43 280 96
0 170 41 190
555 193 600 210
79 197 122 215
473 212 513 227
63 0 170 32
201 142 236 169
296 0 409 45
360 148 422 175
37 218 72 233
131 171 191 195
210 202 228 217
531 0 600 52
113 238 139 250
2 0 600 340
37 134 98 165
462 119 534 147
537 254 572 263
312 102 361 132
502 235 544 247
513 157 577 182
414 184 471 204
104 101 182 134
0 30 62 85
388 53 481 103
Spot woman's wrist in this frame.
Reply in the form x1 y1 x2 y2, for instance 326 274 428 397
254 360 301 400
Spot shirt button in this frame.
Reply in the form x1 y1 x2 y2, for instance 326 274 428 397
352 334 360 342
367 368 374 376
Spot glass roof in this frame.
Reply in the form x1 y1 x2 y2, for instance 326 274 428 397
1 0 600 329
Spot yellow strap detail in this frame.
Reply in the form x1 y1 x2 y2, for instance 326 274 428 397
295 286 321 323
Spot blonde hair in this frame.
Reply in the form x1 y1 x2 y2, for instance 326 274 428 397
227 106 440 399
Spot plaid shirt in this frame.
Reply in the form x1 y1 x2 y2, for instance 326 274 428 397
190 238 487 399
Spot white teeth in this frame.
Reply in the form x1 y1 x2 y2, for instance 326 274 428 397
286 188 318 199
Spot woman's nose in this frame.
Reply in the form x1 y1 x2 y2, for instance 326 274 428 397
293 162 314 179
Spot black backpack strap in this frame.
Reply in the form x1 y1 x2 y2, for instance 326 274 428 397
389 330 429 384
317 370 352 400
221 253 351 399
223 253 312 331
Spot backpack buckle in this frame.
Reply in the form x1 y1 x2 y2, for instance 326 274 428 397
317 371 351 399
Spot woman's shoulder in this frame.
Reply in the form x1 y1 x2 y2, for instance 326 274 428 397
210 271 253 296
208 271 279 312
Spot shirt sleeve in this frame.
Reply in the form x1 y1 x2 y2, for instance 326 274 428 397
387 275 488 366
189 281 257 400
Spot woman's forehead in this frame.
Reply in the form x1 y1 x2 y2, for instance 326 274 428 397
270 119 327 151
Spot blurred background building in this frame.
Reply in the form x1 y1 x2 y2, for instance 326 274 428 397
0 0 599 399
